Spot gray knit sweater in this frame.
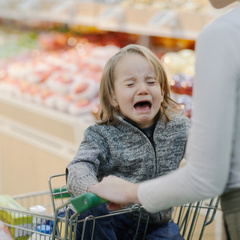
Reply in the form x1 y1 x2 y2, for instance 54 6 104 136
66 114 191 224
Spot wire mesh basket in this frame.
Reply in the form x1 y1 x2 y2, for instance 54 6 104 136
0 173 220 240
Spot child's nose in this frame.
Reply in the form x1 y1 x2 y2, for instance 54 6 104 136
137 83 149 95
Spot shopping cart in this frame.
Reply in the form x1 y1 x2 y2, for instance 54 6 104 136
0 173 220 240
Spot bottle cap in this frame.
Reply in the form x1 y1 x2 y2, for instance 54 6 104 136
29 205 46 215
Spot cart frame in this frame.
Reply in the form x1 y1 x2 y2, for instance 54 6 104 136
0 174 220 240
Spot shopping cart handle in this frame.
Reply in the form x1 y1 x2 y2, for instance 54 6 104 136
70 193 108 214
53 187 71 199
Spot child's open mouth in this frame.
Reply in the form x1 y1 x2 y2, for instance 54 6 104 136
134 101 152 111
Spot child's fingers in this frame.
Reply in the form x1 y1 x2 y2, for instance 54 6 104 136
107 202 124 211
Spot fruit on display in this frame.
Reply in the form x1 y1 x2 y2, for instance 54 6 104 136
0 27 38 59
151 37 195 53
171 93 193 118
161 49 195 78
162 49 195 118
0 30 137 117
171 73 193 96
37 32 69 51
68 98 93 116
69 78 98 101
0 25 196 119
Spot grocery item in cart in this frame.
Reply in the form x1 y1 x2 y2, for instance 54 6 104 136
0 220 13 240
29 205 46 227
0 195 32 239
28 224 52 240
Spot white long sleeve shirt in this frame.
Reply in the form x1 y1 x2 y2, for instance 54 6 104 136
138 3 240 213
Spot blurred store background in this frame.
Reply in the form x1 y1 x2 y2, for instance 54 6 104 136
0 1 237 238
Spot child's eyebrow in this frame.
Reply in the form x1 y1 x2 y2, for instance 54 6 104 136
123 76 136 81
145 75 156 79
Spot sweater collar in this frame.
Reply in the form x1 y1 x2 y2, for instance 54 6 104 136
116 113 167 134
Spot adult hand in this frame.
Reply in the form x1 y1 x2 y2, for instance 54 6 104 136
88 175 140 211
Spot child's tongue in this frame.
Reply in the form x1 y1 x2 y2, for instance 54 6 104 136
134 102 150 111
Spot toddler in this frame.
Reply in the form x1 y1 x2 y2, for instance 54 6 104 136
66 44 190 239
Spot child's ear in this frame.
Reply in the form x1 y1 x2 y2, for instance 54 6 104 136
160 86 165 103
161 86 165 97
111 93 118 108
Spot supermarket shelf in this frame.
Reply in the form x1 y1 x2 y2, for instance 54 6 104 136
0 0 224 40
0 92 93 195
0 114 77 160
96 18 202 40
0 92 93 145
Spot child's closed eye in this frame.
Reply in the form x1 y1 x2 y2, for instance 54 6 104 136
146 79 157 85
125 80 135 87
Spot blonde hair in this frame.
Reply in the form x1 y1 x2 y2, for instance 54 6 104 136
98 44 180 125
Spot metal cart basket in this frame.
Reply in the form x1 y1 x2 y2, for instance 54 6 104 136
0 173 220 240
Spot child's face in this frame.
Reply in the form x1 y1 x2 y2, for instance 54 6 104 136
112 53 164 129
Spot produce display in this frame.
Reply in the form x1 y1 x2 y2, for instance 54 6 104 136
0 27 38 59
0 29 138 117
0 25 195 119
0 0 229 120
161 49 195 118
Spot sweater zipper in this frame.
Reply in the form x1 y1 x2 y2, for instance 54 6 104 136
151 139 158 178
126 121 158 178
146 134 157 178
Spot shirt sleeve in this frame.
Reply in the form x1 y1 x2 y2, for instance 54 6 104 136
138 18 238 212
66 126 108 196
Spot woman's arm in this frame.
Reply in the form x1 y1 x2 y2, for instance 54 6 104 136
136 19 237 212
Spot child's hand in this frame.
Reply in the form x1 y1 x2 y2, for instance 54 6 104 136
88 175 140 211
107 202 125 211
